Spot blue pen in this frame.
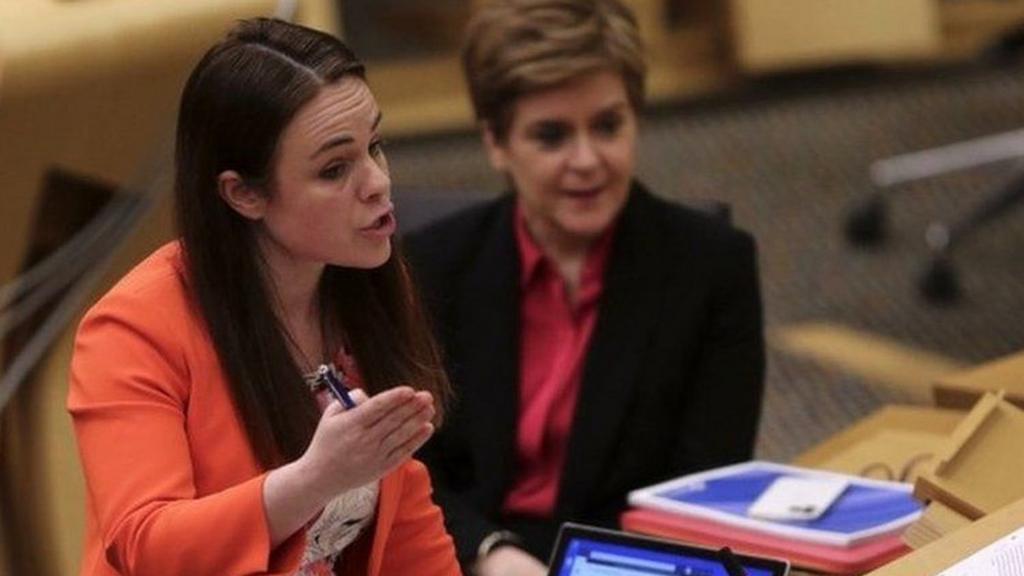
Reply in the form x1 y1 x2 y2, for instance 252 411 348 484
316 364 357 409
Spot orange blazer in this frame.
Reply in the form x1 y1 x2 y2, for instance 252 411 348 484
68 242 460 576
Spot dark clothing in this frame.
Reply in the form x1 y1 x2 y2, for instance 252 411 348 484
405 183 766 565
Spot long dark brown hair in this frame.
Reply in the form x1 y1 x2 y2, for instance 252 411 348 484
174 18 450 469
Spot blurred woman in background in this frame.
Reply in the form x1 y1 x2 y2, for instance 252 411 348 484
407 1 765 574
69 18 458 576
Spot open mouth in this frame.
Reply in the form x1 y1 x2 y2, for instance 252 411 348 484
361 211 396 234
563 186 603 199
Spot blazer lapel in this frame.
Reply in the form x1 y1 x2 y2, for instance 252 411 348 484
556 187 669 515
453 198 521 507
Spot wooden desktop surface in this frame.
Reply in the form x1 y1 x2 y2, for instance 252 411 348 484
866 496 1024 575
933 349 1024 409
793 404 964 480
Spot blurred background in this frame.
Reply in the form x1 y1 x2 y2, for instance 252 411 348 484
3 1 1024 574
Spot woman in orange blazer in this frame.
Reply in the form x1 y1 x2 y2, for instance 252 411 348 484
68 19 459 576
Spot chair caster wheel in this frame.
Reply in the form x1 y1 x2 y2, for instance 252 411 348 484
845 195 887 247
919 257 961 305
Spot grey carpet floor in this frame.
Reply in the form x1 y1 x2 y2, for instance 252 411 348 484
384 62 1024 461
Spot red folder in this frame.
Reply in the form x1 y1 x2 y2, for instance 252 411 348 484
621 507 910 575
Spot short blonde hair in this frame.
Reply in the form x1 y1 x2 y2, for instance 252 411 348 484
462 0 646 141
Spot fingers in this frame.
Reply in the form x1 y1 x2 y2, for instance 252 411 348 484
384 422 434 470
372 391 434 440
345 388 434 458
325 387 434 453
377 397 434 454
347 386 417 427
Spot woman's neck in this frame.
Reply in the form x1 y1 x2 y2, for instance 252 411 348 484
523 216 594 299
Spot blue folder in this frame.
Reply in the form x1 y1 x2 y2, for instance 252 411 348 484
628 461 923 547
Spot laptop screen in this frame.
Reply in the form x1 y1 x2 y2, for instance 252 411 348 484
548 524 789 576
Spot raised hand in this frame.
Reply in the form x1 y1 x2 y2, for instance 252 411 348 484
263 386 435 546
301 386 436 499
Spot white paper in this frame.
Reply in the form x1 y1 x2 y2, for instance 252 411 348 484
938 525 1024 576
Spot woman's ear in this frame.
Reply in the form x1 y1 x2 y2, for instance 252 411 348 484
481 122 508 173
217 170 266 221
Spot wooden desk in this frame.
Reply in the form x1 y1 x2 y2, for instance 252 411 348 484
779 405 964 574
933 350 1024 410
866 496 1024 575
794 405 964 482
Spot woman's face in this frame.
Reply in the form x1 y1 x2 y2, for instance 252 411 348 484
484 70 637 246
254 77 395 271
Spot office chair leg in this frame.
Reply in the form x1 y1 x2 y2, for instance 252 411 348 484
924 172 1024 259
916 171 1024 304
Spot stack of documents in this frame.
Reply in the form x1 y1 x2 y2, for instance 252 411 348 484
623 461 923 574
935 525 1024 576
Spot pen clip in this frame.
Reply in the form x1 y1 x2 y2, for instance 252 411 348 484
316 364 357 409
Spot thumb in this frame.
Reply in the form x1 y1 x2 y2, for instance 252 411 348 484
348 388 369 407
323 398 346 417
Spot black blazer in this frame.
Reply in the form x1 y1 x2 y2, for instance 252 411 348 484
405 184 765 564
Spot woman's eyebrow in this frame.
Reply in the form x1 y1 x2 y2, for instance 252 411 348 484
526 118 569 130
311 135 355 159
595 101 628 115
310 112 383 159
